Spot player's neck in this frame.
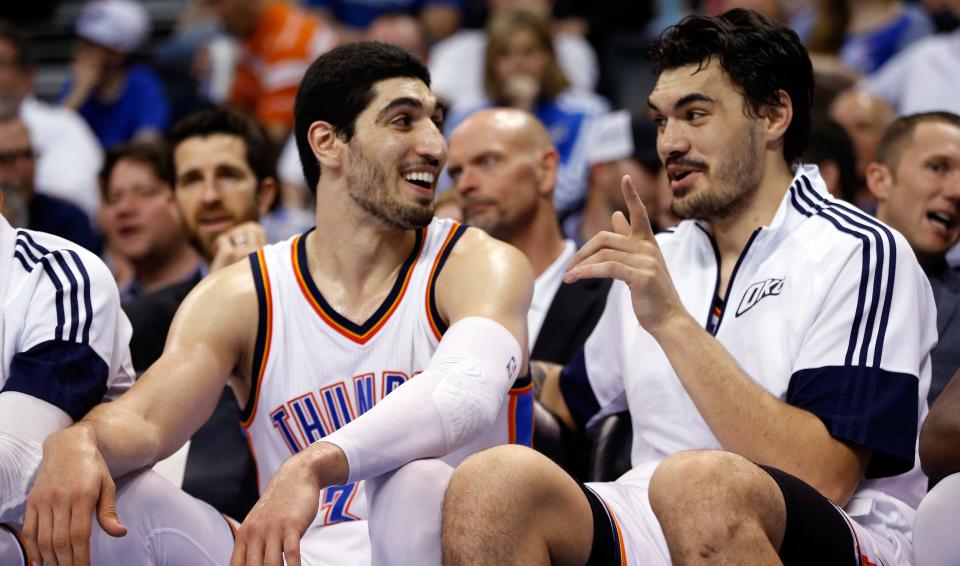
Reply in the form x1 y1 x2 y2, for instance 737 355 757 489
709 158 794 272
307 198 421 310
500 206 566 278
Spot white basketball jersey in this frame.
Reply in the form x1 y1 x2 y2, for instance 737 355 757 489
241 217 533 529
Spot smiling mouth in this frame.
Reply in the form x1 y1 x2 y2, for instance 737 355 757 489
402 171 436 190
928 211 957 231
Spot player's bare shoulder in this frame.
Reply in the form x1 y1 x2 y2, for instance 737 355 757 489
434 226 534 322
166 256 261 369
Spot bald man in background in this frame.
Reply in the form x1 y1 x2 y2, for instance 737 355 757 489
447 108 610 477
448 108 611 366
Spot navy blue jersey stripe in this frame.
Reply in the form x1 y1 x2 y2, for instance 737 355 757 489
793 182 871 366
38 256 66 341
52 251 81 342
67 250 94 344
243 252 270 425
13 250 31 272
427 224 468 336
15 239 38 265
802 181 898 367
800 176 893 369
822 207 885 368
788 181 812 217
19 231 50 254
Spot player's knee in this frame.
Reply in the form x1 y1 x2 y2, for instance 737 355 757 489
650 450 757 515
449 445 543 503
444 445 543 527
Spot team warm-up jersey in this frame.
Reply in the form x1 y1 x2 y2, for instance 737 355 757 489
0 216 134 524
560 166 936 541
0 219 133 416
243 217 533 529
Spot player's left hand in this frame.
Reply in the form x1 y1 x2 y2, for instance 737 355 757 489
230 448 328 566
563 175 687 335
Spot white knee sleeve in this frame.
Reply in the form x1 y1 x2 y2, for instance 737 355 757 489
325 317 523 484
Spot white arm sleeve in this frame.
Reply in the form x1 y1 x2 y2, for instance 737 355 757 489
0 391 73 524
324 317 523 484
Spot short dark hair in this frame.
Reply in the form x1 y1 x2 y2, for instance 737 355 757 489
876 112 960 175
168 107 276 186
648 8 813 166
99 140 174 199
294 41 431 193
804 119 857 203
0 21 34 69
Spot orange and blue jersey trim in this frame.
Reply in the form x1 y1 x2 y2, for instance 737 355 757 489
426 222 468 340
294 228 425 345
508 376 534 447
1 523 27 564
241 250 274 428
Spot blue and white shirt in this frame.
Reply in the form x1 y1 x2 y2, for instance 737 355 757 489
0 215 133 419
561 165 935 539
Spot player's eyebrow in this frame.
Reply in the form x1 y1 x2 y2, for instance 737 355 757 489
648 93 715 113
376 97 428 122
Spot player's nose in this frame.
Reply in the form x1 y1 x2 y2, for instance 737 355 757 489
417 123 447 164
657 119 690 160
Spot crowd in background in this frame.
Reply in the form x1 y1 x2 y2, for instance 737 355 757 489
1 0 960 562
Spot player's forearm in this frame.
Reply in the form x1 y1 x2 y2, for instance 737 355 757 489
652 314 865 504
78 402 165 477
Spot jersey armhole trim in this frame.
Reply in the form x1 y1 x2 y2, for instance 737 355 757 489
241 250 274 428
425 222 468 340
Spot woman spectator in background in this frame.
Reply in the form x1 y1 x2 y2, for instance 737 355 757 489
445 8 609 229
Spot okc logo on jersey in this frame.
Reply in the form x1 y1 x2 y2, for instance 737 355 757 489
268 370 416 455
736 277 784 317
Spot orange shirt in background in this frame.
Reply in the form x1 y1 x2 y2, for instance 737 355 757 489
230 2 337 132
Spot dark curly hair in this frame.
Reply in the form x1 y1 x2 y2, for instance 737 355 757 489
648 8 813 166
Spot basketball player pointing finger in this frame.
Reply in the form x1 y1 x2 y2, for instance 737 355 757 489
23 42 533 566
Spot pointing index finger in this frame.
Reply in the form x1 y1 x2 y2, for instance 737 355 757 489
621 175 655 239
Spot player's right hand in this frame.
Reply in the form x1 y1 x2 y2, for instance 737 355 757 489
22 425 127 566
210 221 267 273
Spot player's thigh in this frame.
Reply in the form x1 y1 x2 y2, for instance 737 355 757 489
299 520 371 566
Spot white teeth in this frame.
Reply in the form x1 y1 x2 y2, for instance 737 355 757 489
929 212 953 226
403 171 436 184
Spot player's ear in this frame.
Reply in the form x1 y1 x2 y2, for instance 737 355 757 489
308 120 343 172
865 162 893 200
536 147 559 197
761 90 792 144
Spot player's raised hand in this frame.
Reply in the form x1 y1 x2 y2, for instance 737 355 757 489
230 448 329 566
563 175 686 334
210 221 268 273
22 425 127 566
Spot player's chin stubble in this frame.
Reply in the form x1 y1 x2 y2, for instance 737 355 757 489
346 148 435 230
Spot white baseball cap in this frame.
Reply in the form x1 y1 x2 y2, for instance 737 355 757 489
76 0 151 54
